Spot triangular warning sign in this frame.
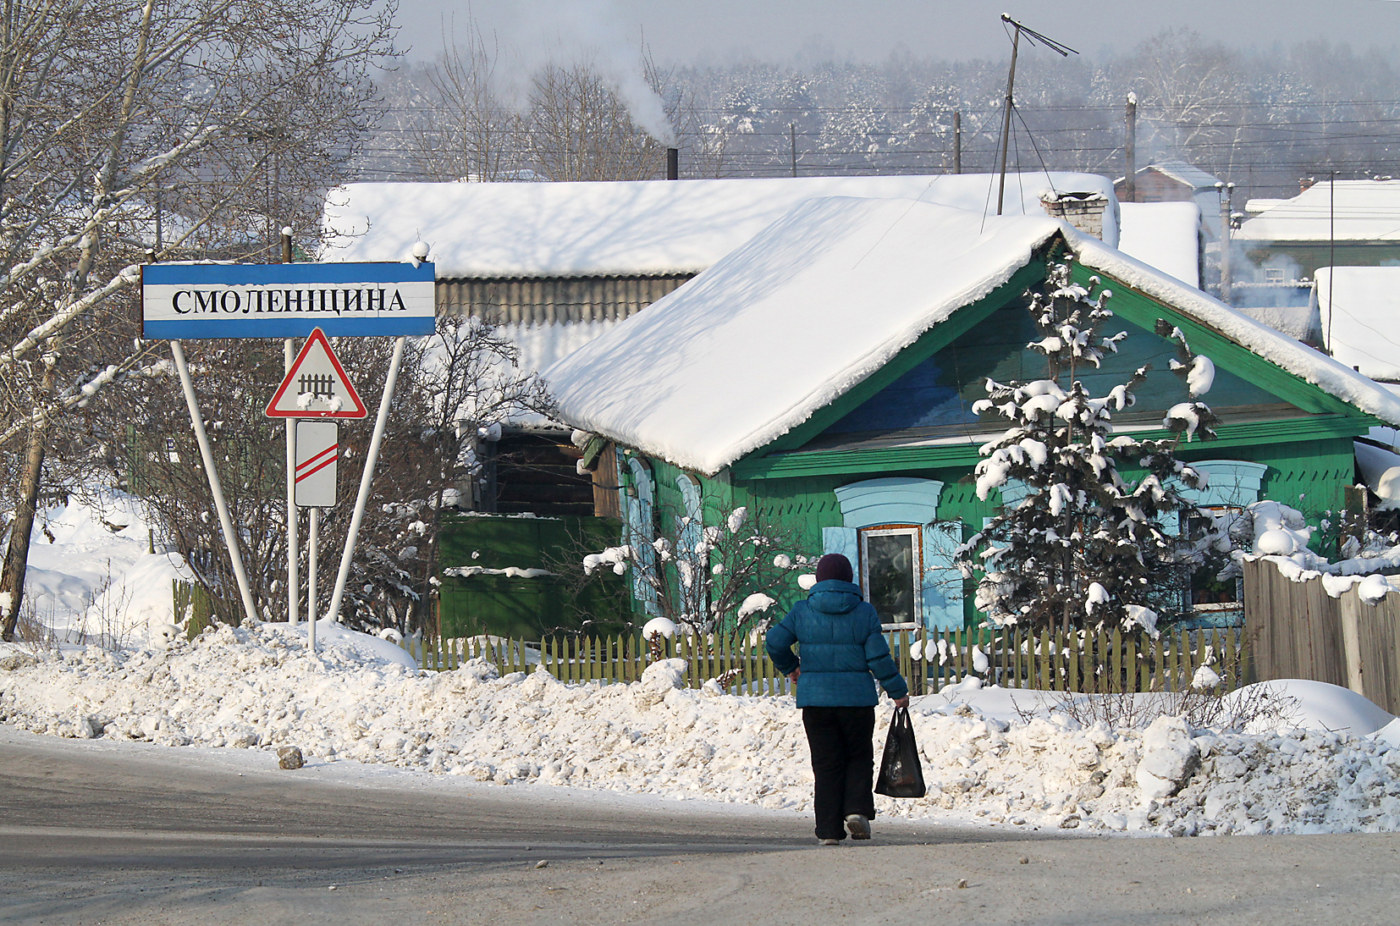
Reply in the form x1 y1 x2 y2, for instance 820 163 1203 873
265 328 368 418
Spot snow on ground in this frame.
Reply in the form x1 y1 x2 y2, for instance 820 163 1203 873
16 490 192 648
4 496 1400 838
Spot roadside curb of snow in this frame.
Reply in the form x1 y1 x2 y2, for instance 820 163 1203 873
3 624 1400 836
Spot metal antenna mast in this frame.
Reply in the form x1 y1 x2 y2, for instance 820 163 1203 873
996 14 1078 215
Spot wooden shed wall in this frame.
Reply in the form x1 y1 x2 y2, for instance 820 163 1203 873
437 275 692 325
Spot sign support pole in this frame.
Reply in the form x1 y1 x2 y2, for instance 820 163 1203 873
327 335 405 624
308 507 320 652
284 338 300 626
170 340 258 626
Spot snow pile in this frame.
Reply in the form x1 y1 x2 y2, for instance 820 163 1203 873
4 623 1400 837
7 492 1400 838
16 490 191 648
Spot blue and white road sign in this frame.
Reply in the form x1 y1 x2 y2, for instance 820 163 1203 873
141 262 436 339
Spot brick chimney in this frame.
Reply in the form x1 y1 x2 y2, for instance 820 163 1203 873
1041 191 1109 240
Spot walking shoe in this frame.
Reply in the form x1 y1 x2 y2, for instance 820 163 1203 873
818 838 840 846
845 814 871 840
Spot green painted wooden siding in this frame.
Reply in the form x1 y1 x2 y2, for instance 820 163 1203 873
437 513 628 637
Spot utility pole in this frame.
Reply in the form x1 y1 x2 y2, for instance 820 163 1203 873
953 110 962 174
1124 93 1137 203
1217 181 1236 303
995 20 1022 215
1327 170 1337 352
995 15 1077 215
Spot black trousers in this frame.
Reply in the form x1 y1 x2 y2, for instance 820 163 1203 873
801 705 876 840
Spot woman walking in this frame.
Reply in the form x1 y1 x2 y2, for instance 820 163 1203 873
766 553 910 845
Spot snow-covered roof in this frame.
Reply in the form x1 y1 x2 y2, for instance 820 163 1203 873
1355 440 1400 510
1069 230 1400 427
545 198 1064 474
545 198 1400 475
1245 198 1287 216
319 173 1116 278
1118 202 1200 288
1235 180 1400 243
1312 267 1400 381
1138 160 1222 191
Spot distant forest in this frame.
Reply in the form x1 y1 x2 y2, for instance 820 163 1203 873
358 29 1400 205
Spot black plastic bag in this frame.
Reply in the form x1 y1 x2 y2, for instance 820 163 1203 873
875 706 926 799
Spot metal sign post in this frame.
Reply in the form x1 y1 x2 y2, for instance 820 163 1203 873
326 336 406 625
267 332 364 651
295 420 340 654
308 506 321 652
285 339 299 627
169 341 259 625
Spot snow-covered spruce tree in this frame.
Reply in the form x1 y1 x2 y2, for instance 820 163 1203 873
955 256 1221 636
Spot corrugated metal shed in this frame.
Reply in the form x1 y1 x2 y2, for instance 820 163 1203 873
437 274 692 325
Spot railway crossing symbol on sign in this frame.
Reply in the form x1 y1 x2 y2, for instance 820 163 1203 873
294 421 339 508
265 327 367 418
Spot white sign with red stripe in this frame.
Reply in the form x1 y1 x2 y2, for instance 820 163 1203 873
295 421 339 508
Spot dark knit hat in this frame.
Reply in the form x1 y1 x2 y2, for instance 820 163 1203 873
814 553 853 584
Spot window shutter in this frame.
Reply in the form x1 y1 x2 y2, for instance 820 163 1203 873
822 526 858 565
624 458 658 614
921 522 965 630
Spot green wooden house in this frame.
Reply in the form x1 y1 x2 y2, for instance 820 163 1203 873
545 196 1400 631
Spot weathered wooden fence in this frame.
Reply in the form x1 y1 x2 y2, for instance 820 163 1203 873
402 625 1250 697
1244 556 1400 714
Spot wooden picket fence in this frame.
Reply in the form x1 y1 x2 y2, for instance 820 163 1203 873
1244 556 1400 715
401 624 1251 697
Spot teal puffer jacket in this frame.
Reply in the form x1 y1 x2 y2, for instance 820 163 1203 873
765 579 909 707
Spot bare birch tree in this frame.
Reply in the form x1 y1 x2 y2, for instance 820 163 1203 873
0 0 395 640
409 26 525 182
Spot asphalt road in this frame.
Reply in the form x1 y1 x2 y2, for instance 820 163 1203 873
2 725 1398 925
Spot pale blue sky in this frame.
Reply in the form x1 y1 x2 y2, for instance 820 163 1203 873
392 0 1400 65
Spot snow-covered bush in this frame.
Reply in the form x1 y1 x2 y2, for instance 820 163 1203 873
582 501 807 637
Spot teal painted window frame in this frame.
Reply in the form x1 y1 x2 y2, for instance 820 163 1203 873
1174 459 1267 626
819 477 964 631
1177 460 1268 509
